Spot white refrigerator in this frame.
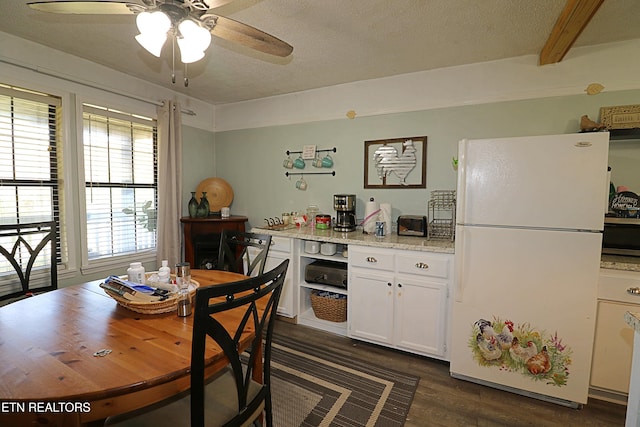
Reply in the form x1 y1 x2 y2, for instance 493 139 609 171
450 132 610 407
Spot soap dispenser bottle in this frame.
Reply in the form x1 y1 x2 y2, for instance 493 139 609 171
158 260 171 284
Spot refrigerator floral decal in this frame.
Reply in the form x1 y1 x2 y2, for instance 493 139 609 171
469 317 573 387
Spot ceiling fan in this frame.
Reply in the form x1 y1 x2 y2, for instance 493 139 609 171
27 0 293 86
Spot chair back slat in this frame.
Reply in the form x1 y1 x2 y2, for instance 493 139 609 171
216 230 272 276
191 259 289 427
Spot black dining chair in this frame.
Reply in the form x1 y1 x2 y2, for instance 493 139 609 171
216 230 272 277
105 259 289 427
0 221 57 302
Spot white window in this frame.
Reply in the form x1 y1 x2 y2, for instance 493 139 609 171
82 104 157 262
0 84 62 294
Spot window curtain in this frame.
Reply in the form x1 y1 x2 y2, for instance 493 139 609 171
156 101 183 266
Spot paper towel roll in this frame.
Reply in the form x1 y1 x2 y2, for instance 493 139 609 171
380 203 392 234
363 199 380 234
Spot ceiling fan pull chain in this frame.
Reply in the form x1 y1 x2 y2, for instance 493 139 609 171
184 63 189 87
171 36 176 84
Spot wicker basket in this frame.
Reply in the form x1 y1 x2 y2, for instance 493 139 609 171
102 274 199 315
310 290 347 322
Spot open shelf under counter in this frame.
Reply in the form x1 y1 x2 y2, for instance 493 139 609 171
299 281 348 296
299 251 348 263
298 307 347 336
297 284 348 337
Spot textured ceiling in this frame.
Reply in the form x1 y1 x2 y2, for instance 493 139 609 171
1 0 640 105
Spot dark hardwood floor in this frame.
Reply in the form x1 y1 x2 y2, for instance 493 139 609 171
274 320 627 427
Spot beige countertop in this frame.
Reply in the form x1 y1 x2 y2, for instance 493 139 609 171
254 226 640 270
601 255 640 273
252 225 455 254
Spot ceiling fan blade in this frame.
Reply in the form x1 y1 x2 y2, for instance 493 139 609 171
27 1 138 14
200 0 238 8
204 14 293 57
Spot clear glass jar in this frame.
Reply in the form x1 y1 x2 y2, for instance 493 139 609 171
306 205 319 228
175 262 192 317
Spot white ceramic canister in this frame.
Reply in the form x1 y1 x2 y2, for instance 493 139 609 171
320 242 337 255
304 240 320 254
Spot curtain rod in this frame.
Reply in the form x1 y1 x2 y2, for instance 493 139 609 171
0 57 196 116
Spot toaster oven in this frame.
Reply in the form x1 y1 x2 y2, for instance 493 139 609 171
397 215 428 237
305 260 348 289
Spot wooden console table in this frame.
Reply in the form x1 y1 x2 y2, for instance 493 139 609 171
181 216 248 268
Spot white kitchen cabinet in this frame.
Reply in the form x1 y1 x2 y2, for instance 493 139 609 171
268 236 296 318
394 274 448 356
349 269 395 344
249 236 296 318
349 245 452 360
590 268 640 402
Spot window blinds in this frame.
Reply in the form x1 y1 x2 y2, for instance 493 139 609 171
82 105 158 260
0 84 61 225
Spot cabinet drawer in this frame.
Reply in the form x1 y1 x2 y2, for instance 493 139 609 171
268 236 291 253
396 252 450 279
599 269 640 305
349 246 394 271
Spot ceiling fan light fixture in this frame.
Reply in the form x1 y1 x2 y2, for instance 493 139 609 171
135 10 171 56
177 38 206 63
136 11 171 36
135 32 167 57
178 19 212 51
176 19 211 63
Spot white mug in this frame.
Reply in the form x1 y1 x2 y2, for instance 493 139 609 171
295 177 307 190
221 207 230 218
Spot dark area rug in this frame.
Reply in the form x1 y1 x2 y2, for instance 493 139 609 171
270 333 419 427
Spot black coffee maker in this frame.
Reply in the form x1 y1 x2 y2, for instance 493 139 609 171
334 194 356 232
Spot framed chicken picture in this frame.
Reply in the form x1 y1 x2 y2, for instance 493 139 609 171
364 136 427 188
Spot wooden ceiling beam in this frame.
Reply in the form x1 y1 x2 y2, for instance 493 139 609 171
539 0 604 65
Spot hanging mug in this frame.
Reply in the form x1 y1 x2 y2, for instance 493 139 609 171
312 156 323 168
295 177 307 190
293 156 305 169
283 156 294 169
321 154 333 168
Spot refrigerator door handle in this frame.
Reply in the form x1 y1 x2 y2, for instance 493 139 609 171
456 139 467 224
454 226 465 302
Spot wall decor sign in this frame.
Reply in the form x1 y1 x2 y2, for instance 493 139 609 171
600 104 640 130
301 145 317 160
364 136 427 189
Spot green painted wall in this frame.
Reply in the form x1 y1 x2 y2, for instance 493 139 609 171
182 125 217 215
192 89 640 229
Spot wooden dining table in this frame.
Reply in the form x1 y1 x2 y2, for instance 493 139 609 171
0 269 255 427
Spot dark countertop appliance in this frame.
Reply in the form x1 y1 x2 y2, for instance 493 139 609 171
305 260 347 289
334 194 356 232
602 217 640 257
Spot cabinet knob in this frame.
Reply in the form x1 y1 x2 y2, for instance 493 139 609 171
366 257 377 263
398 283 403 288
415 262 429 269
628 287 640 296
387 282 392 287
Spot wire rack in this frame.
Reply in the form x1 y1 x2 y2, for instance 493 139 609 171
427 190 456 241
